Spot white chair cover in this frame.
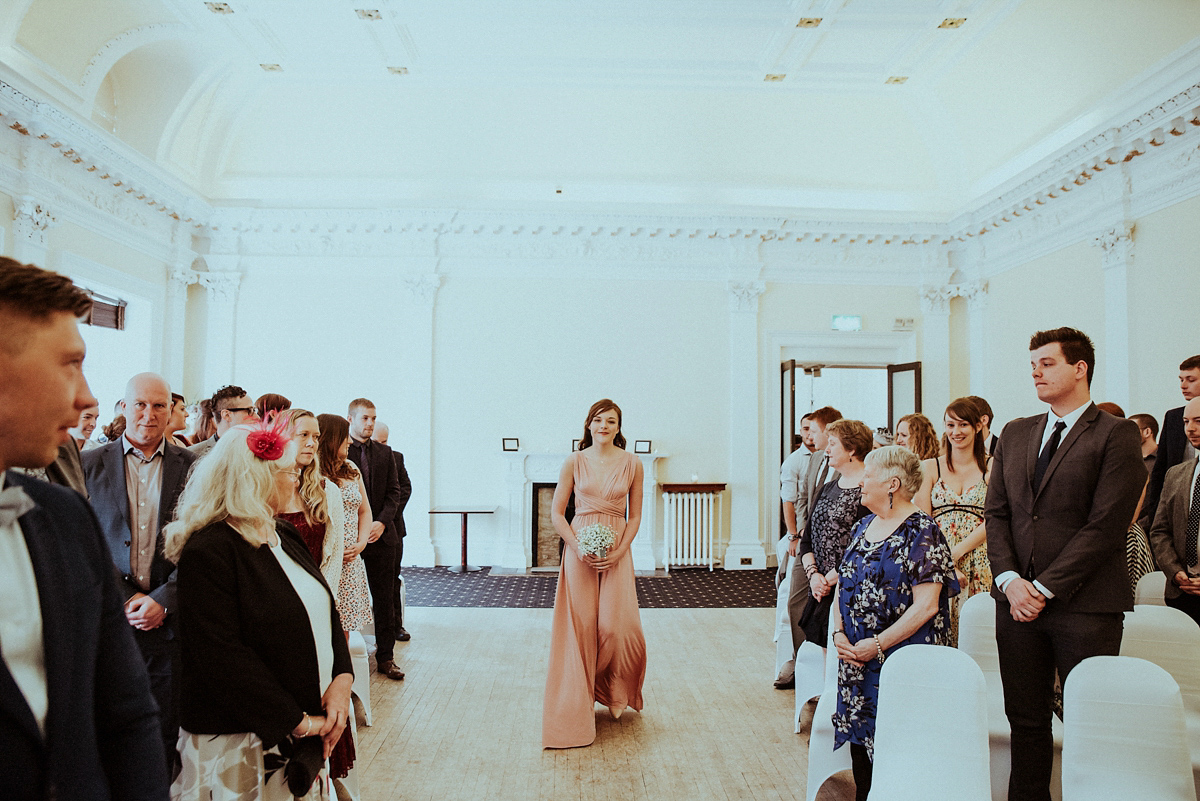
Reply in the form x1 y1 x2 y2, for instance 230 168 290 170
1062 655 1196 801
958 592 1064 801
806 613 852 801
793 641 825 733
347 629 372 727
775 537 793 678
1135 571 1168 607
871 644 991 801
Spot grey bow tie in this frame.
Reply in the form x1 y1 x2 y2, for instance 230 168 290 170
0 484 36 527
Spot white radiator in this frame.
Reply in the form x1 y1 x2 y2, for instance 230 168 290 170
663 489 721 571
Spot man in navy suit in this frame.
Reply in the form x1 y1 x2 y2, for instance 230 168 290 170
0 258 167 800
82 372 197 774
1145 354 1200 528
985 327 1145 801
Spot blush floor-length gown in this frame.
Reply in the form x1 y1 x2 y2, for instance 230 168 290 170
542 449 647 749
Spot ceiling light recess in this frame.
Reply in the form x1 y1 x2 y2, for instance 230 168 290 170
764 74 785 82
885 75 908 85
205 2 233 13
260 63 283 72
796 18 821 28
387 66 409 75
356 9 382 20
939 18 966 28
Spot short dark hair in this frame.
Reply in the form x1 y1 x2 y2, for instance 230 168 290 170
348 398 375 416
256 393 291 419
209 385 249 422
808 406 843 428
1096 401 1125 418
1129 413 1159 440
171 393 185 406
1029 327 1095 387
1181 355 1200 372
0 258 93 355
964 395 993 423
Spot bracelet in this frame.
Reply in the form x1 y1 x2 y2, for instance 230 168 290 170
873 635 885 664
301 714 313 737
832 628 845 640
804 564 817 577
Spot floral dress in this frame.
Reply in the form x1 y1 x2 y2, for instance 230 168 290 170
798 481 869 645
930 468 991 646
832 511 959 758
335 465 373 632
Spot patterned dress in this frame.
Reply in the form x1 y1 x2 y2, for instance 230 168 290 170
930 468 991 646
799 480 869 645
335 466 373 632
833 512 959 759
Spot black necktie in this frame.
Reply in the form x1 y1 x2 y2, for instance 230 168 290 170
1033 420 1066 491
357 441 371 489
1185 470 1200 568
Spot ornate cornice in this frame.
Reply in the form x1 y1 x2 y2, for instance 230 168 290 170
197 271 240 303
12 195 55 244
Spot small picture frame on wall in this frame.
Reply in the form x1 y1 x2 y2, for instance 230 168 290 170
633 440 652 454
502 438 519 452
572 439 581 451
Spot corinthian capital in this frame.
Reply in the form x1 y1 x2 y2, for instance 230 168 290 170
727 280 765 313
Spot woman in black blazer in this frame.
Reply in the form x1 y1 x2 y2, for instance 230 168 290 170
164 421 353 799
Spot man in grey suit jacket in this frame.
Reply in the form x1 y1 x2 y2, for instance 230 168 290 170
985 327 1145 801
1148 396 1200 624
776 405 841 689
81 372 197 774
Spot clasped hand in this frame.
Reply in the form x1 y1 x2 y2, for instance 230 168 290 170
809 570 832 601
582 549 620 572
1175 571 1200 596
124 593 166 630
1005 577 1046 621
293 674 353 758
833 632 877 667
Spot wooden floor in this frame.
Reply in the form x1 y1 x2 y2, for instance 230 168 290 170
354 606 855 801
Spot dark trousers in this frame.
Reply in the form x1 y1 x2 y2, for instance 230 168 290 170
1166 592 1200 627
995 602 1123 801
132 624 180 776
395 535 405 629
362 537 398 662
850 743 871 801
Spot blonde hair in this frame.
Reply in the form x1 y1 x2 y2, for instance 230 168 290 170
864 445 924 498
898 413 940 460
286 409 329 527
164 426 297 561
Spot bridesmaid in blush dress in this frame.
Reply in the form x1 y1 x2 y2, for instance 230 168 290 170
543 398 647 749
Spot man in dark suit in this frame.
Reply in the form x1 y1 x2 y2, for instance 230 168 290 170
82 372 198 773
347 398 406 679
0 258 167 800
1144 355 1200 528
1147 397 1200 625
985 327 1145 801
372 421 413 641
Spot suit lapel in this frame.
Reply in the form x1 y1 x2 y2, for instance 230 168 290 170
1026 415 1046 491
158 445 184 532
1035 404 1096 498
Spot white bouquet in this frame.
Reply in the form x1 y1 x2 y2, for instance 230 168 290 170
576 523 616 559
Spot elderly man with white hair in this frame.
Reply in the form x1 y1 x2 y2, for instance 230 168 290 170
82 371 198 775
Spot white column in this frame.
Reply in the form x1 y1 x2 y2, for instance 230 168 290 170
165 267 198 392
919 285 953 416
724 280 766 570
964 280 989 397
1094 225 1133 408
401 272 441 567
12 196 55 265
197 271 241 392
631 454 664 571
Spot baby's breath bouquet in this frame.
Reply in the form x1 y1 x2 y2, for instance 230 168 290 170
576 523 616 559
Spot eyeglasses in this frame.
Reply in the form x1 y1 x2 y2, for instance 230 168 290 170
226 406 260 417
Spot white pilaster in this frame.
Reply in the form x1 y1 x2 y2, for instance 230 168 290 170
963 279 989 397
12 196 55 265
724 280 766 570
919 285 953 416
197 270 241 393
401 272 441 567
165 266 198 392
1094 225 1133 408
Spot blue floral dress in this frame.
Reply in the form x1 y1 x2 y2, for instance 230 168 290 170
832 511 959 758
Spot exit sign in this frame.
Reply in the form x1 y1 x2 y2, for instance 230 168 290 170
832 314 862 331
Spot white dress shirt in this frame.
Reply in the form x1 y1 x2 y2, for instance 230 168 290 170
0 475 47 734
996 401 1092 599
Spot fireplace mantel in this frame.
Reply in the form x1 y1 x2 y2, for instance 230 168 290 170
498 452 667 570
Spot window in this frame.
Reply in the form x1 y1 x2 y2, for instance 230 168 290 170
83 291 126 331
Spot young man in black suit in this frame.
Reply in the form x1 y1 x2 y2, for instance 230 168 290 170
372 421 413 641
0 259 167 800
1144 355 1200 528
347 398 406 679
81 371 198 773
985 327 1145 801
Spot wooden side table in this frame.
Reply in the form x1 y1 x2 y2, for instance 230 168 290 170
429 506 497 573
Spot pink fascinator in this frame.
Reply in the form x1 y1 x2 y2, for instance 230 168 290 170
245 411 291 461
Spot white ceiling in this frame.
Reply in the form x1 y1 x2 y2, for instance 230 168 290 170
2 0 1199 219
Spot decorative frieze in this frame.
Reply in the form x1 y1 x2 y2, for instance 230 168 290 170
12 196 55 246
727 280 765 313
